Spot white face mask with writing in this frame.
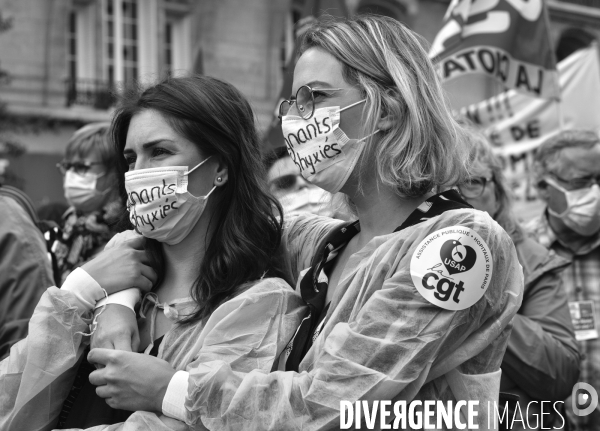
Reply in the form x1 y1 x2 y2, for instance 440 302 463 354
281 100 378 194
546 177 600 236
64 170 107 212
124 157 216 245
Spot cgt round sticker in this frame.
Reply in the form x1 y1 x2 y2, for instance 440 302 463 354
410 226 493 311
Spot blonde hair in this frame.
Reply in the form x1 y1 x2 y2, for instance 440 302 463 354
299 15 469 198
65 122 115 167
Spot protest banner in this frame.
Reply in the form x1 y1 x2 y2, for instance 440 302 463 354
459 44 600 206
460 44 600 155
431 0 560 106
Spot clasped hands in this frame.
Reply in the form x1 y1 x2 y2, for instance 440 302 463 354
87 348 176 413
80 234 176 412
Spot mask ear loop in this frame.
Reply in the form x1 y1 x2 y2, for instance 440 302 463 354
544 176 568 193
204 185 217 198
336 99 379 142
356 129 380 143
545 177 571 218
186 155 213 175
338 99 380 143
337 99 367 114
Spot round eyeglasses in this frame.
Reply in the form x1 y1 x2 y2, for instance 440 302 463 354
457 176 493 199
278 85 342 120
56 160 104 175
547 171 600 191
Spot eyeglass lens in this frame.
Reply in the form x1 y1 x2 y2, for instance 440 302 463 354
279 86 314 120
57 161 100 175
296 86 313 119
458 177 487 198
551 172 600 189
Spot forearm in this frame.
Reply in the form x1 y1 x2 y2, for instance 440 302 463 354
185 314 466 430
186 360 329 430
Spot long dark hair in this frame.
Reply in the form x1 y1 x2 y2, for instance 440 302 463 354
111 75 289 323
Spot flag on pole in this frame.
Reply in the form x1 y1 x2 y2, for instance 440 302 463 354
264 0 349 151
430 0 560 101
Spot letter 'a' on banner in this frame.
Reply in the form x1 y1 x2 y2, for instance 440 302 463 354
263 0 349 152
429 0 560 104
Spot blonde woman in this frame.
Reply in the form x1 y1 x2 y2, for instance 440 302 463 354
92 16 523 430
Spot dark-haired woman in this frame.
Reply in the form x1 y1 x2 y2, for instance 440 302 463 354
0 76 304 431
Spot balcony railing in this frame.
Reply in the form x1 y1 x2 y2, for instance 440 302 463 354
65 78 116 110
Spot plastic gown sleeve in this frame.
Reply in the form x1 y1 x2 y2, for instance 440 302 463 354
183 212 524 430
282 214 346 283
0 286 93 431
60 278 306 431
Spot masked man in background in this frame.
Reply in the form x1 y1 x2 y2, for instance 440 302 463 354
526 130 600 431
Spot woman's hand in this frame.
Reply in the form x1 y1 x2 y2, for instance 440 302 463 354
91 304 140 351
81 234 156 295
159 415 192 431
88 348 176 412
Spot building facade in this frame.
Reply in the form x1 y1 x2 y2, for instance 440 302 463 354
0 0 289 205
0 0 598 205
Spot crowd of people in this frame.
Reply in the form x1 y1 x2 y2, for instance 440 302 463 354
0 14 598 431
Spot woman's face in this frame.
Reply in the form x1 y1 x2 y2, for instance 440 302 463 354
267 156 312 200
460 165 500 217
67 149 112 187
63 147 115 213
292 47 365 142
123 109 218 198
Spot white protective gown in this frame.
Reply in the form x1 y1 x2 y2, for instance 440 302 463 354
0 277 305 431
184 209 524 430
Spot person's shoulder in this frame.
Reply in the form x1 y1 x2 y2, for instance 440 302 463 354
403 207 511 246
284 213 346 232
283 213 348 248
0 194 32 221
515 236 569 286
232 277 299 301
0 195 40 235
399 208 521 314
209 277 302 322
